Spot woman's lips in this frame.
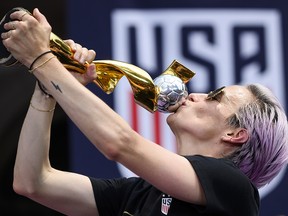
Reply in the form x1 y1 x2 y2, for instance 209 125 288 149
168 97 187 113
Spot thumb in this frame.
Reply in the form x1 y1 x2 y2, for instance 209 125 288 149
86 63 97 81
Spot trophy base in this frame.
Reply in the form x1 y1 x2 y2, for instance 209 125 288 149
0 7 29 66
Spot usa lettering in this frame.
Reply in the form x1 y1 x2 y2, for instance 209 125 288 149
112 9 284 97
162 198 172 205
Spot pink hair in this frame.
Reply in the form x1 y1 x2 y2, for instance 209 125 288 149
227 84 288 188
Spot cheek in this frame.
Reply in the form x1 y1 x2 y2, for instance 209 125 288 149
188 118 226 140
192 106 212 119
189 109 227 135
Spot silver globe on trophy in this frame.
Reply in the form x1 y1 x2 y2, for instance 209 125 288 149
0 7 196 113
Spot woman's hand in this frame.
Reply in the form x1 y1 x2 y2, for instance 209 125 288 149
64 39 97 86
1 7 97 86
1 8 52 68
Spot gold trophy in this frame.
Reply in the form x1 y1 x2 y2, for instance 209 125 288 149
0 7 195 113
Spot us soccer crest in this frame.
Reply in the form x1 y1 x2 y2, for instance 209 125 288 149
161 194 172 215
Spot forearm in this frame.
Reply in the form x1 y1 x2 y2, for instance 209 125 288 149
33 55 133 159
13 84 56 194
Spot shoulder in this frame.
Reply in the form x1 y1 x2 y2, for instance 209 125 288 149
184 155 259 214
185 155 244 178
185 155 254 189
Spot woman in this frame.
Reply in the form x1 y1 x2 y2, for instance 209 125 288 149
1 8 287 216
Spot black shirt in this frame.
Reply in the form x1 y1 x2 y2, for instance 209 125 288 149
89 155 259 215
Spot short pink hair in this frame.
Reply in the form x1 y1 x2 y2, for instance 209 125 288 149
226 84 288 188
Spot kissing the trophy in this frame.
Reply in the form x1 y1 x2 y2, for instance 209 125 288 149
0 7 195 113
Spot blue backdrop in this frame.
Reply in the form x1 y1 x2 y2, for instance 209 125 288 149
67 1 288 215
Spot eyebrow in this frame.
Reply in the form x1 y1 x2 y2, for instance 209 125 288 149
206 86 226 100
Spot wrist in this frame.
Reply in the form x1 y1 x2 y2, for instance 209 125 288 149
37 79 53 98
28 51 55 73
30 101 56 113
30 83 56 111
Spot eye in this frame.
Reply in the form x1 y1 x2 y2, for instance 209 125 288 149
206 86 225 102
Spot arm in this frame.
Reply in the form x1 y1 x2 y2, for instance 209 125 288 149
3 7 205 209
8 12 99 215
13 84 99 216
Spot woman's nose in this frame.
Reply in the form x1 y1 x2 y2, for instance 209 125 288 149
187 93 208 102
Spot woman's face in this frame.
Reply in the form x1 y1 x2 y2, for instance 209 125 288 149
167 85 254 142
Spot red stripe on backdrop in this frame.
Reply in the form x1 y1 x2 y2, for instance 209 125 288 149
154 111 161 145
131 93 138 132
130 92 161 145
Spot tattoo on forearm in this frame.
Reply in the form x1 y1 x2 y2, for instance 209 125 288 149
51 81 63 93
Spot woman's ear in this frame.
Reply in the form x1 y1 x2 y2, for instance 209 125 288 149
222 128 249 146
